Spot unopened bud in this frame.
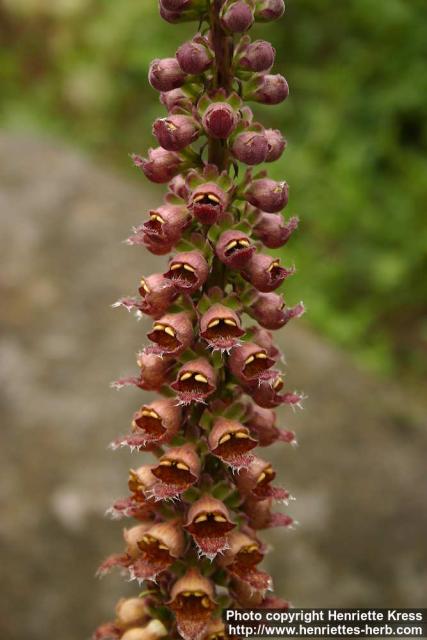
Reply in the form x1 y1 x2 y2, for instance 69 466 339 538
249 73 289 105
255 0 285 21
153 114 200 151
265 128 286 161
202 102 239 139
135 148 183 184
239 39 276 72
176 37 212 74
245 178 289 212
231 130 269 165
149 57 187 92
222 1 255 32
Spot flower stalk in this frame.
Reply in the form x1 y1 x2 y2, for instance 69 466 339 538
95 1 304 638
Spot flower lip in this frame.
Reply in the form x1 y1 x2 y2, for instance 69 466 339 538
189 183 227 225
152 457 196 487
169 568 216 640
184 495 235 558
229 342 276 384
147 311 193 356
209 418 257 468
132 398 180 443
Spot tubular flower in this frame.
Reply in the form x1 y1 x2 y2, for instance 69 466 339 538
188 181 229 225
243 252 295 292
215 229 255 269
171 357 217 404
229 341 275 386
98 2 305 637
164 250 209 293
208 417 257 469
150 444 201 500
131 520 185 582
138 273 178 318
184 495 235 558
169 568 216 640
200 303 244 350
146 311 194 356
254 212 298 248
235 455 290 502
221 530 272 591
153 115 200 151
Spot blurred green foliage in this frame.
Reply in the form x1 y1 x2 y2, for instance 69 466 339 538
1 0 426 379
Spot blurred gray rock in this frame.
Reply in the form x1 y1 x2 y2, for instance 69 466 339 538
0 131 426 640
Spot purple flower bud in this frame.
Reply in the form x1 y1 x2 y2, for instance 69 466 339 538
243 253 295 292
140 203 191 244
142 235 174 256
138 273 178 317
245 178 289 212
153 114 200 151
231 130 269 165
168 174 191 200
254 213 298 248
164 250 209 293
229 342 275 385
222 1 254 32
250 74 289 105
202 102 239 139
248 372 304 409
134 148 183 184
160 88 193 112
264 128 286 161
176 38 212 74
254 0 285 21
249 292 286 329
149 58 187 92
135 355 175 391
245 403 294 447
147 311 194 357
188 182 228 225
239 40 276 72
216 229 256 269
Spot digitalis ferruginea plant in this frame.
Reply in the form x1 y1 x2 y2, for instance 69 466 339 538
95 1 305 638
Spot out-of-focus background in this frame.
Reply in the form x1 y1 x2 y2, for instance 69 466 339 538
1 1 426 639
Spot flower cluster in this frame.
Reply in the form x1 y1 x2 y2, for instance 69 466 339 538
95 1 304 639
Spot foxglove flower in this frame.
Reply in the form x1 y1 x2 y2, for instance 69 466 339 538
208 417 257 468
243 253 295 292
184 495 235 558
254 212 298 247
164 250 209 293
200 303 244 350
215 229 255 269
138 203 190 244
146 311 194 356
171 357 217 403
169 568 216 640
131 520 185 581
134 148 184 184
98 3 304 636
188 182 228 225
153 114 200 151
229 341 275 385
137 273 178 318
244 177 289 212
150 444 201 500
250 292 305 329
149 57 187 92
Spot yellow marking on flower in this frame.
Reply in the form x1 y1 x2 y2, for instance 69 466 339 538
193 590 205 597
164 326 175 337
238 239 250 247
201 597 212 608
153 323 165 331
194 514 208 523
150 213 164 223
225 240 238 251
257 472 266 484
194 373 208 384
140 279 150 293
224 318 237 326
176 462 189 471
180 372 193 381
183 263 195 273
218 433 232 445
268 260 280 272
245 355 255 364
273 377 283 389
213 514 227 523
235 431 249 439
207 318 221 328
159 460 173 466
157 543 169 551
170 263 182 270
256 352 268 359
